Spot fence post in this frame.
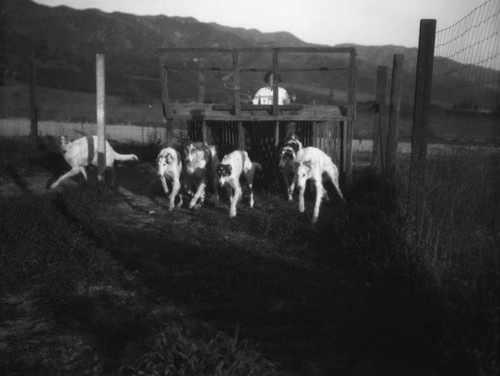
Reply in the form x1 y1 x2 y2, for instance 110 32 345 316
386 54 405 183
408 19 436 236
159 54 174 147
233 51 245 150
372 65 388 174
345 49 356 188
198 70 210 143
30 50 38 145
96 53 106 183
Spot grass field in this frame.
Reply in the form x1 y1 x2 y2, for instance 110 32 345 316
0 135 498 375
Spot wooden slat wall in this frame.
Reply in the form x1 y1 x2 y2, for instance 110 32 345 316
186 120 340 189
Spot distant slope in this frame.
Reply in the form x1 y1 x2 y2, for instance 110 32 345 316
1 0 497 107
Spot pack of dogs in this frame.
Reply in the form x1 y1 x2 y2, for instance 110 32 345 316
52 134 345 223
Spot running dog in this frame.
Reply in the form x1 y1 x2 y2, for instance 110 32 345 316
182 141 219 209
278 134 303 202
156 147 183 210
294 146 345 224
216 150 262 218
51 135 138 189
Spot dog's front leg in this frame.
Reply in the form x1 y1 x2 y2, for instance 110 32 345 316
190 181 206 209
51 167 82 189
80 167 88 181
298 181 306 213
281 169 292 202
229 183 242 218
312 179 324 224
288 170 297 203
160 175 170 195
170 179 182 210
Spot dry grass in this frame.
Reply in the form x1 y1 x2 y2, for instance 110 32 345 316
0 136 498 375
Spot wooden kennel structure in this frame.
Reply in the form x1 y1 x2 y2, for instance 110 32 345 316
157 47 356 187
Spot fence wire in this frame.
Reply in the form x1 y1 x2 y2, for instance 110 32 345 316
433 0 500 108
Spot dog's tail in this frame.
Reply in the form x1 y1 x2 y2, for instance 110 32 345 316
252 162 263 172
114 152 139 162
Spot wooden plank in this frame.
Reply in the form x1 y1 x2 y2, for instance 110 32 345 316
166 104 346 122
158 46 356 54
198 70 208 143
386 54 404 183
96 53 106 182
30 50 38 145
159 55 174 146
233 51 245 150
409 19 436 235
372 65 388 173
213 104 304 111
345 49 357 187
161 67 350 73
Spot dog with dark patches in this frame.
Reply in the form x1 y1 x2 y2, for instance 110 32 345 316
216 150 262 218
51 135 138 189
156 147 183 210
294 146 345 224
182 141 219 209
278 134 303 202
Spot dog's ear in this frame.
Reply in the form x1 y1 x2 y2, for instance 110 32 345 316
303 160 312 170
176 151 182 164
166 153 174 164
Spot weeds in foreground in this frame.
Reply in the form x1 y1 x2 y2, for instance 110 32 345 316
398 149 500 376
121 327 278 376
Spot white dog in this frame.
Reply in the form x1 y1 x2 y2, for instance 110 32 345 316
278 134 303 202
182 141 219 209
156 147 183 210
51 135 138 189
294 147 345 224
216 150 262 218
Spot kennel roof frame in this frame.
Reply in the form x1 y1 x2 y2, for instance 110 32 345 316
157 46 357 185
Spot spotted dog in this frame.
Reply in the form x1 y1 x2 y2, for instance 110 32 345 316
294 146 345 224
51 135 138 189
216 150 262 218
182 141 219 209
156 147 183 210
278 134 303 202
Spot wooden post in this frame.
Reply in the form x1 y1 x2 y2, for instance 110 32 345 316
372 65 388 173
272 50 280 146
30 50 38 145
159 54 174 146
339 120 347 187
233 51 245 150
198 70 209 143
408 19 436 236
386 54 404 183
96 53 106 183
345 49 356 187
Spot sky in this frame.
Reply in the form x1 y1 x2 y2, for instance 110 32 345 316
31 0 490 48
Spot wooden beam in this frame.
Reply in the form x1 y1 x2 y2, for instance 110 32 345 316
409 19 436 236
159 54 174 146
30 50 38 145
157 46 356 54
166 104 346 122
372 65 388 173
386 54 404 183
345 49 357 188
96 53 106 183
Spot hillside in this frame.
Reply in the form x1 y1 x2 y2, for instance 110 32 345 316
1 0 498 107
